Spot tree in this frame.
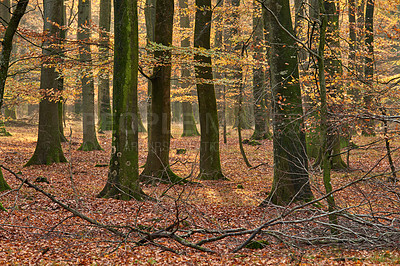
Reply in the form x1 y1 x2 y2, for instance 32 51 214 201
77 0 102 151
97 0 112 132
179 0 200 137
323 0 347 169
25 0 67 166
260 0 313 205
140 0 180 182
58 5 68 142
0 0 29 190
251 0 270 140
194 0 225 180
98 0 144 200
362 0 375 135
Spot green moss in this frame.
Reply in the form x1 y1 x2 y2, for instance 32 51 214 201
245 240 269 249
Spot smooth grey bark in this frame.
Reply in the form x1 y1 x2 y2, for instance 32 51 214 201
179 0 199 137
260 0 313 206
77 0 102 151
26 0 67 166
97 0 112 132
98 0 144 200
194 0 225 180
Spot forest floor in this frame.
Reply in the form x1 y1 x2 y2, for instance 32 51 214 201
0 119 400 265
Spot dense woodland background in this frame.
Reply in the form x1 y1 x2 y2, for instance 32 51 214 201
1 0 400 264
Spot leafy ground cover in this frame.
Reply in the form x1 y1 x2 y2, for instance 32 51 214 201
1 121 399 265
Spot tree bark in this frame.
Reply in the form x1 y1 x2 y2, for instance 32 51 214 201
97 0 112 132
194 0 225 180
26 0 67 166
323 0 347 169
77 0 102 151
260 0 313 206
179 0 199 137
140 0 181 183
98 0 144 200
362 0 375 135
58 5 67 142
251 0 271 140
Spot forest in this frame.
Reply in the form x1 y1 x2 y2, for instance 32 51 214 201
0 0 400 264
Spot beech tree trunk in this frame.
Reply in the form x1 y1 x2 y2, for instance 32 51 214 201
58 5 67 142
77 0 102 151
251 1 271 140
179 0 199 137
0 0 28 188
97 0 112 132
213 0 226 143
260 0 313 205
194 0 225 180
26 0 67 166
98 0 144 200
362 0 375 135
144 0 155 144
323 0 347 169
0 0 12 137
140 0 180 182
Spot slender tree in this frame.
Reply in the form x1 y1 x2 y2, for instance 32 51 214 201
251 0 270 140
362 0 375 135
98 0 144 200
179 0 200 137
260 0 313 205
26 0 67 166
58 5 67 142
0 0 12 137
323 0 347 169
97 0 112 132
77 0 102 150
194 0 225 180
0 0 29 190
213 0 227 143
140 0 181 182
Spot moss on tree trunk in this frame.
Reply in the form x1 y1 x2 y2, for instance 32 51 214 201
26 0 67 166
98 0 144 200
260 0 313 206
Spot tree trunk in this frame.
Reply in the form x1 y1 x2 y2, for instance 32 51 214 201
323 0 347 169
140 0 180 183
98 0 144 200
144 0 155 149
26 0 67 166
251 1 271 140
179 0 199 137
58 5 67 142
356 0 366 79
362 0 375 135
0 0 12 137
77 0 102 151
318 0 338 231
213 0 226 143
260 0 313 206
194 0 225 180
97 0 112 132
